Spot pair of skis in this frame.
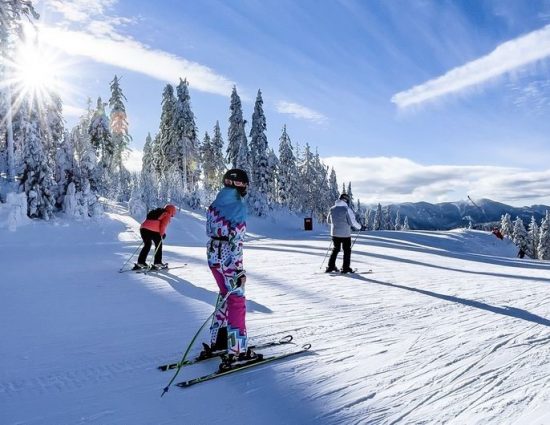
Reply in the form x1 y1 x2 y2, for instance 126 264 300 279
158 335 311 389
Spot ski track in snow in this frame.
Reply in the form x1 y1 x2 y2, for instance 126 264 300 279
1 210 549 425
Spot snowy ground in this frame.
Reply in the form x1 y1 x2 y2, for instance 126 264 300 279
1 205 549 425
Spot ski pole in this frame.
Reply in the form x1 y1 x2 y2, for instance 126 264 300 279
161 270 245 397
118 242 143 273
320 240 333 269
351 231 361 249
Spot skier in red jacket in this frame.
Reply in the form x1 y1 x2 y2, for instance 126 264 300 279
133 204 176 270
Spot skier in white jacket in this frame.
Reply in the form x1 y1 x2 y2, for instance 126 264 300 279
326 193 365 273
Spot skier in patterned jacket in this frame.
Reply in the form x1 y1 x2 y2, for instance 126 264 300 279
201 169 261 369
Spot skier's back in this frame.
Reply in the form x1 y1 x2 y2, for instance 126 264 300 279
326 193 364 273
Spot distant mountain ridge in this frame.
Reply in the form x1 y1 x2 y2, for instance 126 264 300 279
385 198 550 230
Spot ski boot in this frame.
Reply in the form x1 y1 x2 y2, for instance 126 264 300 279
151 262 169 270
325 266 339 273
132 263 149 270
340 267 354 274
218 348 263 372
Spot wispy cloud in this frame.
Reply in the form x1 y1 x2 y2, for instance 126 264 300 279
392 24 550 108
40 0 234 96
275 101 328 124
323 156 550 206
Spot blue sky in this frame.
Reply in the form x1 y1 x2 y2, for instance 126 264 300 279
31 0 550 206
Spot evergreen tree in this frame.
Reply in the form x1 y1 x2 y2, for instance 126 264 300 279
200 131 218 192
538 211 550 260
248 89 269 215
347 182 355 210
394 209 402 230
226 86 249 173
403 216 410 231
158 84 177 175
19 100 55 219
383 205 392 230
141 132 155 175
108 75 131 175
527 216 539 259
55 129 78 208
173 78 199 191
373 203 382 230
0 0 39 183
298 143 316 215
277 125 297 209
266 148 279 206
89 97 113 168
211 121 225 188
329 168 339 202
512 216 528 255
44 93 64 169
500 213 513 238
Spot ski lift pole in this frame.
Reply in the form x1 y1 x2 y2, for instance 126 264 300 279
118 242 143 273
161 270 245 397
467 195 489 224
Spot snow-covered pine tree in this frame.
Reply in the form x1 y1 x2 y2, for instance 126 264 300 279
227 86 249 173
538 211 550 260
248 89 269 215
141 132 155 175
108 75 131 200
44 93 64 170
527 216 539 259
88 97 114 195
500 213 513 238
297 143 316 215
403 216 410 231
72 108 101 217
1 1 39 184
512 216 528 256
174 78 200 192
347 182 355 210
19 100 55 219
277 125 297 209
341 182 346 196
383 205 392 230
55 129 78 209
373 203 382 230
266 148 279 207
211 121 225 189
158 84 177 176
200 131 218 192
329 168 339 202
394 209 402 230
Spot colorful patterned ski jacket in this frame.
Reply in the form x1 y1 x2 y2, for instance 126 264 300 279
206 187 247 272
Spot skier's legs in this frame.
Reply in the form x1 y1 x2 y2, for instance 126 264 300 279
152 232 163 264
208 268 229 348
137 228 153 264
342 237 352 269
209 266 247 355
328 237 342 269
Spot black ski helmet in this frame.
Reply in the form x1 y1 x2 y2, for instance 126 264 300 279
339 193 350 204
223 168 249 196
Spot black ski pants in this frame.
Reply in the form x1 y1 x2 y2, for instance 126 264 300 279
328 236 352 270
138 228 163 265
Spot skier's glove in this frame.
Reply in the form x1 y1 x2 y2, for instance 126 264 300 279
162 233 166 240
236 273 246 287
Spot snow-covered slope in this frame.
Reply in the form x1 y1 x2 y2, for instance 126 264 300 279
1 207 549 425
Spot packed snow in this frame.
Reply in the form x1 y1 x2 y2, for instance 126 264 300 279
1 205 549 425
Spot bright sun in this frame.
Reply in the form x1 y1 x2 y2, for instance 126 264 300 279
4 25 74 114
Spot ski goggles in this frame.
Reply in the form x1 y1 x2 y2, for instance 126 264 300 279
225 179 248 188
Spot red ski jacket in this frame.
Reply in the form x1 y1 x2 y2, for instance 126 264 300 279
141 211 172 236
